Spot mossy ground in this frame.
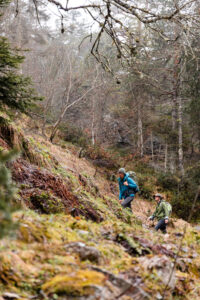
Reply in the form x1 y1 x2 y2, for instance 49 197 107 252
0 209 199 299
0 115 200 299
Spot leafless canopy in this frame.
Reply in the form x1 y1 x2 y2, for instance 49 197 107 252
39 0 200 72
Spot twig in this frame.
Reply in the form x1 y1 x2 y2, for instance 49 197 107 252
188 186 200 223
15 0 19 17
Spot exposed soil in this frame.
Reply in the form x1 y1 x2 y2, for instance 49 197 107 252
12 158 103 222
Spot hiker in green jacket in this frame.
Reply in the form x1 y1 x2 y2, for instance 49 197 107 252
148 193 171 234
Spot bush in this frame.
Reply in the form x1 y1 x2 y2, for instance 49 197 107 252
156 166 200 221
85 144 119 170
137 175 154 200
156 173 179 191
0 149 18 238
171 189 200 221
62 125 89 148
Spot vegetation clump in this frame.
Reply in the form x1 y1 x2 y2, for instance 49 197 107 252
42 269 105 296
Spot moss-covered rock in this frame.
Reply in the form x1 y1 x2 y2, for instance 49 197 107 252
42 269 105 296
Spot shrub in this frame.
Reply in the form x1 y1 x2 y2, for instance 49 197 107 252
156 173 179 191
156 166 200 221
137 175 154 200
0 149 18 238
62 125 89 148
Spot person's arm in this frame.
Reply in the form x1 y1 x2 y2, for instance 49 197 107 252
126 177 138 190
118 181 122 200
149 205 158 220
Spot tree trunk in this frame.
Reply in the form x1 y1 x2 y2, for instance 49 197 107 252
172 92 177 130
178 97 184 176
137 100 144 157
151 131 154 161
164 143 168 172
50 106 67 142
91 97 95 145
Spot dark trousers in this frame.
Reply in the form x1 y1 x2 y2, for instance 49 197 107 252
121 196 134 209
155 219 168 234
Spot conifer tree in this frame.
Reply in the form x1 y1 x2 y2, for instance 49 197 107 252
0 0 42 112
0 0 41 237
0 37 42 112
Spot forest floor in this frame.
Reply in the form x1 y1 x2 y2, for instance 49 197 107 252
0 115 200 300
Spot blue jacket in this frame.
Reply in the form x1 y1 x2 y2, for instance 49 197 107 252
118 173 138 200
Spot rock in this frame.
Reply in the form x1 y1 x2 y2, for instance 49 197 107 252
156 292 163 299
138 255 176 289
77 230 89 236
194 225 200 231
90 266 150 299
174 232 184 237
192 252 198 258
42 269 106 297
65 242 101 263
2 292 20 299
181 247 189 253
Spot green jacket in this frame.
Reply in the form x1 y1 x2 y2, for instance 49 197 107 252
152 200 170 221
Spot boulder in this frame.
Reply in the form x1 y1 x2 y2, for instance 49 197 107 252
65 242 101 264
138 255 176 289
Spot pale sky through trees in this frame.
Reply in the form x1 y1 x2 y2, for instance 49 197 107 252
46 0 94 29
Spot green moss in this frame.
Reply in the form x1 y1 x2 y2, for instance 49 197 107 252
42 269 105 296
30 191 65 214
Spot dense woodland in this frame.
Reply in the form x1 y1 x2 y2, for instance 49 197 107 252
0 1 200 299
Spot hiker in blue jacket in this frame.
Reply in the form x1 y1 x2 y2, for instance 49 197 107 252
118 168 138 209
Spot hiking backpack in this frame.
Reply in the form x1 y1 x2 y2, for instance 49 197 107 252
127 171 137 182
165 201 172 216
127 171 139 194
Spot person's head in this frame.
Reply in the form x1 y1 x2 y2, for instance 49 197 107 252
118 168 126 179
153 193 163 203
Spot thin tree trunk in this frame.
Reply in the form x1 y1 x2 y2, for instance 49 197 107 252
136 20 143 158
151 131 154 161
164 143 168 172
91 97 95 145
50 104 70 142
137 100 144 157
178 97 184 176
171 27 180 172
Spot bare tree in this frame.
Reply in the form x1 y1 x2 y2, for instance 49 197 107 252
49 62 101 142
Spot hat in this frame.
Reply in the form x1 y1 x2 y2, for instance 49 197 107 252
153 193 163 199
118 168 126 174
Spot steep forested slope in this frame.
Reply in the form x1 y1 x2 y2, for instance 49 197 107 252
0 115 200 300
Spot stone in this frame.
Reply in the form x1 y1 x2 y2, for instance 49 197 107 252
138 255 176 289
194 225 200 231
2 293 20 299
65 242 101 263
77 230 89 236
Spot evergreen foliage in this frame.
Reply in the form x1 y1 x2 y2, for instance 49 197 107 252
0 37 42 112
0 149 18 238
